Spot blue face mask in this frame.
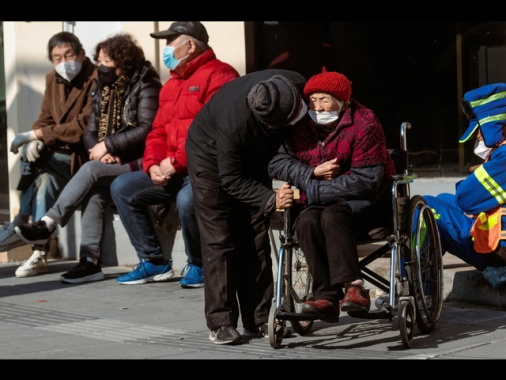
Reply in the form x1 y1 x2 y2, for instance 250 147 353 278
162 40 189 70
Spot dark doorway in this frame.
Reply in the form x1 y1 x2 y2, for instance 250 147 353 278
246 21 506 176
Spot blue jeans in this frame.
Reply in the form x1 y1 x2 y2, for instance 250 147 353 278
110 171 200 263
45 160 132 260
176 176 202 267
20 152 72 222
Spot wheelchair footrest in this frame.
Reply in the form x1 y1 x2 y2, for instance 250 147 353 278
276 310 320 321
347 309 393 320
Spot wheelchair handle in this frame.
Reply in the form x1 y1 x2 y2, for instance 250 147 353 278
400 122 411 152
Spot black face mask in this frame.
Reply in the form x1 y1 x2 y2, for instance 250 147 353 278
97 65 119 86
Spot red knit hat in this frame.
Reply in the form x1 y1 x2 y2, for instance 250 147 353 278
303 67 352 101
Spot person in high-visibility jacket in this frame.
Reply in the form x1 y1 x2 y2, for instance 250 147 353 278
424 82 506 288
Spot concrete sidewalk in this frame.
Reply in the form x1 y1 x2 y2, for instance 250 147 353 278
364 252 506 309
0 254 505 359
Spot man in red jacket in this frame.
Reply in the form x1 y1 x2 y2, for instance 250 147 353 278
110 22 240 286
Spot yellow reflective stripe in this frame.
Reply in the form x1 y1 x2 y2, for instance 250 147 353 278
474 166 506 203
479 113 506 127
430 208 440 220
469 91 506 108
478 211 488 223
476 211 499 230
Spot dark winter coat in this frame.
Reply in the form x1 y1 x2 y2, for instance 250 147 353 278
186 69 306 213
84 61 161 167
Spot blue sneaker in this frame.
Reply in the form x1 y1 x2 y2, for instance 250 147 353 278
117 260 174 285
179 263 204 288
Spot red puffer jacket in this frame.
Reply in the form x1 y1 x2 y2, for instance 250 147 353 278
142 48 240 175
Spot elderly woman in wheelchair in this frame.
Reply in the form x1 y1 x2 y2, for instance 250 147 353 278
268 67 396 323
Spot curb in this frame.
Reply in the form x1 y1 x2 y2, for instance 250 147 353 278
363 255 506 309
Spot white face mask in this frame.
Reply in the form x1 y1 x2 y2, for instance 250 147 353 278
55 60 82 82
474 139 493 160
287 101 308 126
308 110 339 124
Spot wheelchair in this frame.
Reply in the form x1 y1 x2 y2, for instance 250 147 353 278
268 122 444 349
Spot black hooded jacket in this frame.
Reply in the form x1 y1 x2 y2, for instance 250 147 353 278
84 61 161 165
186 69 306 213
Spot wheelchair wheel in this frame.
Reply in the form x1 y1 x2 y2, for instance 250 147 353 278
268 301 285 349
285 243 314 335
405 195 444 334
399 300 415 348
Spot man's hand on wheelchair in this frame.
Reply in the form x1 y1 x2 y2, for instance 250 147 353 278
313 158 340 180
276 183 294 210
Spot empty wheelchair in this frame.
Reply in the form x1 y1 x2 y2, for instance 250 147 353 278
268 122 444 349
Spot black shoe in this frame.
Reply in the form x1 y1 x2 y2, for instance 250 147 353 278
242 322 269 338
209 326 242 345
15 220 53 245
243 322 291 339
60 258 105 284
243 322 269 338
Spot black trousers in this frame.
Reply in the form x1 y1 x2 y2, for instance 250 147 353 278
295 203 370 303
188 169 273 331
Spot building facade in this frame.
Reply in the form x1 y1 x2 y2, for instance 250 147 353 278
2 21 506 219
